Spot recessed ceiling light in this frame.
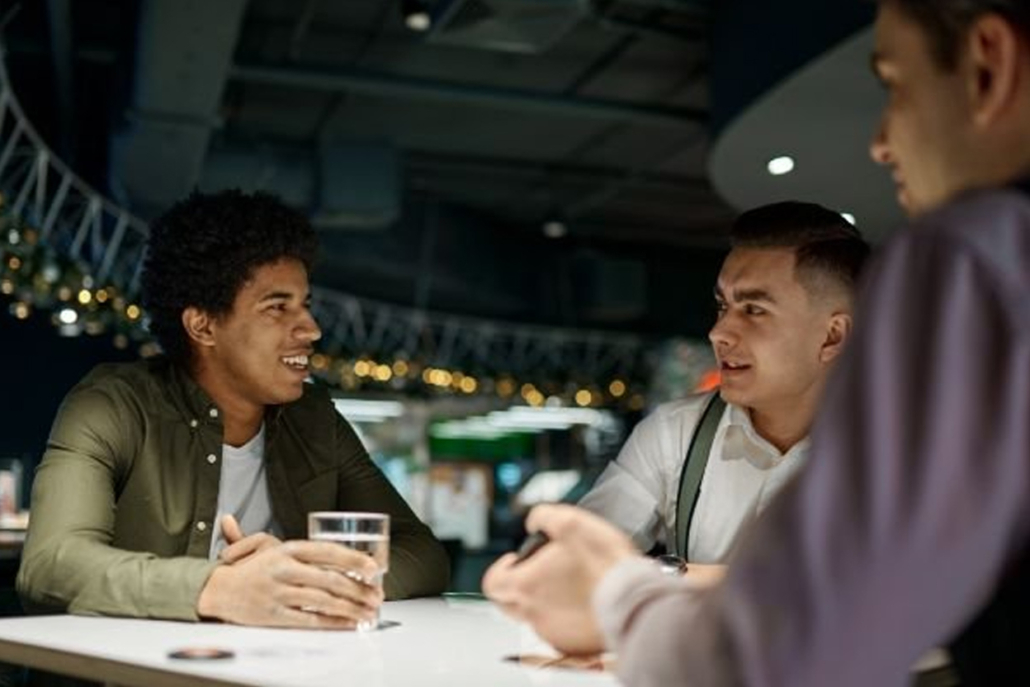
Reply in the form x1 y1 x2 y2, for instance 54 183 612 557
767 156 795 176
542 220 567 238
402 0 431 31
405 12 430 31
841 212 856 225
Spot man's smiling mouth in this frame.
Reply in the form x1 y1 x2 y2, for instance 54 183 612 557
281 355 310 371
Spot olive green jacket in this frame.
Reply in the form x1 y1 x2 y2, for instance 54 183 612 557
16 358 449 620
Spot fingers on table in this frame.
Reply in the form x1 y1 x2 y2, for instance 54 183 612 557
281 586 378 624
269 604 361 630
283 540 381 580
276 556 384 608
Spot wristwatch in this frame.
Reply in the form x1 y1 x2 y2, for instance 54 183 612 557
654 554 688 576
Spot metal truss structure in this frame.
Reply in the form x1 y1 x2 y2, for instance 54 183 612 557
0 49 650 389
311 287 644 383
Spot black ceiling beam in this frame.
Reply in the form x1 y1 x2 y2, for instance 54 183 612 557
288 0 321 62
3 36 117 65
563 128 709 219
611 0 711 14
564 32 638 96
45 0 74 161
230 62 707 129
591 11 708 44
405 149 710 193
205 132 713 193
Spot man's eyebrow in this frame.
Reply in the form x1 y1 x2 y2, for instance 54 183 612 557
258 290 297 303
733 288 775 304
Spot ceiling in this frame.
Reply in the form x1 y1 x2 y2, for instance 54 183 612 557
1 0 735 339
711 27 903 243
1 0 889 340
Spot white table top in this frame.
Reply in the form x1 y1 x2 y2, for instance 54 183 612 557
0 596 619 687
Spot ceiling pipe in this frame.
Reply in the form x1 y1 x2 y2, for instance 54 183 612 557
609 0 711 12
405 150 710 193
589 9 708 44
229 62 706 129
200 141 711 198
108 0 247 215
45 0 74 161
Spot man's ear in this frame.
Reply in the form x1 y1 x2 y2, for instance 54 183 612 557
182 307 216 348
819 312 853 363
966 13 1024 127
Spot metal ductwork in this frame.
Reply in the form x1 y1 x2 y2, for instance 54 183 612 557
199 146 314 209
316 141 400 229
108 0 247 217
199 141 400 231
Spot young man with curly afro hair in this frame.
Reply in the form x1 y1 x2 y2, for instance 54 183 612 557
18 190 449 628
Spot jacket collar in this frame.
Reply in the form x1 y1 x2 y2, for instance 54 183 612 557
158 356 285 433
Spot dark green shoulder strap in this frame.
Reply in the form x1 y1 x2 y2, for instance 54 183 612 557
675 393 726 557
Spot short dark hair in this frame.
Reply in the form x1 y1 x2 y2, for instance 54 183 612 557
141 189 318 366
729 201 870 301
879 0 1030 69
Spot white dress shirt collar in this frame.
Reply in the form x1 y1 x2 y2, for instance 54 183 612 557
722 402 810 468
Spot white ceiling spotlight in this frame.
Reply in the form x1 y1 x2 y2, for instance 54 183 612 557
402 0 432 31
766 156 795 176
840 212 856 225
542 220 567 239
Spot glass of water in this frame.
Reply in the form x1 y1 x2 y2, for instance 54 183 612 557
308 511 390 631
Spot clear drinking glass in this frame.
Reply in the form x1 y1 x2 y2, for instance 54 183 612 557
308 511 390 631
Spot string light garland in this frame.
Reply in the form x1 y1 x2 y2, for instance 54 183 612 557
0 208 149 346
0 199 649 407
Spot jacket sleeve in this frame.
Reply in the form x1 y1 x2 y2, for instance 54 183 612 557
16 383 217 620
332 412 450 599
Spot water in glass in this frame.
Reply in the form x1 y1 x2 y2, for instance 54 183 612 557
308 512 390 631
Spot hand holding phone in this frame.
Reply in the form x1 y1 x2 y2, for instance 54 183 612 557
513 531 550 564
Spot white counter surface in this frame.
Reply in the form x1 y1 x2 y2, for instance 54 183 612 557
0 596 619 687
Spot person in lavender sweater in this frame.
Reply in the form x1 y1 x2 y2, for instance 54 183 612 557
483 1 1030 685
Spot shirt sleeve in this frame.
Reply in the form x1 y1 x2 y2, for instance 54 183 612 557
17 385 217 620
579 409 675 552
332 412 450 599
596 227 1030 687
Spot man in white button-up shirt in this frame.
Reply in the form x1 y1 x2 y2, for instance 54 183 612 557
486 3 1030 682
580 201 869 570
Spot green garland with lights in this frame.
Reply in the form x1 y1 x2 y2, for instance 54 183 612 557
0 194 645 409
0 194 156 354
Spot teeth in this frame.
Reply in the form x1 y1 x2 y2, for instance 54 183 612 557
282 355 309 367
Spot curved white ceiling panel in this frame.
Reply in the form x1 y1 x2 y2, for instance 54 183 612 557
710 27 904 243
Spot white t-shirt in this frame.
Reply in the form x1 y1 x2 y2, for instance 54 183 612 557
208 424 282 560
579 392 808 562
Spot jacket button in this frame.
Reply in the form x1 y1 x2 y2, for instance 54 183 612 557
206 454 217 465
209 408 219 418
196 521 207 532
189 419 198 429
